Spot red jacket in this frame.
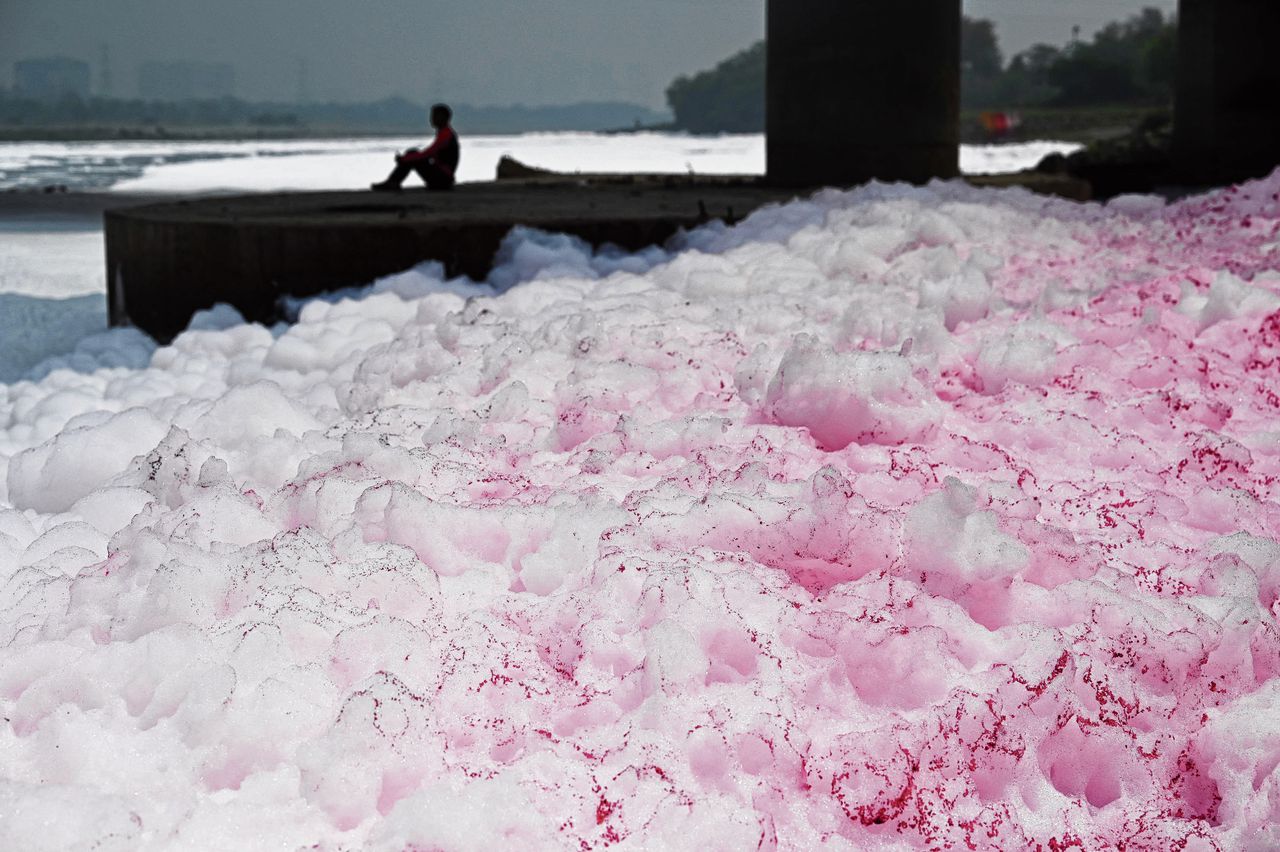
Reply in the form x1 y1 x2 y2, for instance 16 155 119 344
400 125 460 176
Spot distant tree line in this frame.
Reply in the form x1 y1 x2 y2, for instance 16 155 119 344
666 8 1177 133
665 41 764 134
0 92 666 136
962 8 1176 108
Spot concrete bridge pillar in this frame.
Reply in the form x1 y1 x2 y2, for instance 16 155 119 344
766 0 960 188
1175 0 1280 184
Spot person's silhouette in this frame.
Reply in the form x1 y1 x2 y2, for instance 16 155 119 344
371 103 460 191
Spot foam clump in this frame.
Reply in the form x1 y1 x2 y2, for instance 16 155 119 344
7 408 169 513
762 335 939 449
5 170 1280 849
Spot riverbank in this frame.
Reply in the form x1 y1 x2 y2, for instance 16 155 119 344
0 125 394 143
961 105 1166 144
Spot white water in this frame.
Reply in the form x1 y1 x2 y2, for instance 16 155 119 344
1 134 1079 195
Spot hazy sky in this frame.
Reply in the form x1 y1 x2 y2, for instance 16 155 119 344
1 1 1178 108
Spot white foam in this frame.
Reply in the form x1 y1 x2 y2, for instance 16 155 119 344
1 167 1278 849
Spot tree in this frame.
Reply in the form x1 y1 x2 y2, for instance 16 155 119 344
666 41 765 133
1011 44 1064 79
962 18 1003 77
1141 22 1178 92
1047 53 1139 105
1046 8 1175 105
661 7 1177 131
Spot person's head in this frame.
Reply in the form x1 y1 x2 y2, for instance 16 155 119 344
430 103 452 129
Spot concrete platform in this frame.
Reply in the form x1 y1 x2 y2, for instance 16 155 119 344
103 170 1091 342
104 178 799 341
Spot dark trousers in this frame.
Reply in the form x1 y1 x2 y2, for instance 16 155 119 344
384 158 455 190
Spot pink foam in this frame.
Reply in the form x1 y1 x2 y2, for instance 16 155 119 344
6 173 1280 849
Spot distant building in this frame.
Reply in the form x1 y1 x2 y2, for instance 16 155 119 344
14 57 91 100
138 61 235 101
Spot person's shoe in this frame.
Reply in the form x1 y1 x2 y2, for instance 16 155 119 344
370 181 401 192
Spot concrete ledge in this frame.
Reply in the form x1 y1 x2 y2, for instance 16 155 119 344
103 170 1092 342
105 179 797 342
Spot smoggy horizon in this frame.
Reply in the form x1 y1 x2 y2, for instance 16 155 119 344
1 0 1176 109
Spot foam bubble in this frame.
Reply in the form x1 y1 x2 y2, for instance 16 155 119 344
4 170 1280 849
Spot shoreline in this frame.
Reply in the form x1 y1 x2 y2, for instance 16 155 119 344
0 127 677 144
0 127 431 144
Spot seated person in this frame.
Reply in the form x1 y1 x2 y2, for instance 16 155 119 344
371 103 460 191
